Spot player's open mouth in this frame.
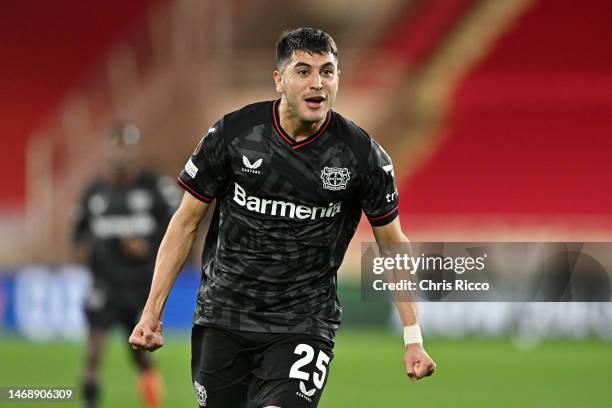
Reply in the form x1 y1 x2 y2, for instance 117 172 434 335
304 96 325 109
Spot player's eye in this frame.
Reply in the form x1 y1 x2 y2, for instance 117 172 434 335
322 68 334 76
297 69 309 76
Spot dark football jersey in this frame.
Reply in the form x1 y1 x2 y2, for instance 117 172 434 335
178 100 398 341
73 171 178 294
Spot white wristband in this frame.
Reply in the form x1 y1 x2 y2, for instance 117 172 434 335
404 325 423 346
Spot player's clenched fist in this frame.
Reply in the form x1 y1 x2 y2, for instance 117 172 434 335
129 312 165 352
404 343 436 381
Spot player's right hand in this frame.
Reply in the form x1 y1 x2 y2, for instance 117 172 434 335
129 312 165 352
404 343 436 381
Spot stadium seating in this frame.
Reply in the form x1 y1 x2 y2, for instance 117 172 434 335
399 0 612 238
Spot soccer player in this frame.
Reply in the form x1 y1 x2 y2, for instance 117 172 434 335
73 122 178 408
129 27 436 407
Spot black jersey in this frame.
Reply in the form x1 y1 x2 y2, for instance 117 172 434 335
178 100 399 341
73 171 177 294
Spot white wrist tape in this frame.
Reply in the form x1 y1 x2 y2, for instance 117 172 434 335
404 325 423 346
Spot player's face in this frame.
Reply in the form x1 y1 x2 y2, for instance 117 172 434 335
104 141 139 174
274 50 339 124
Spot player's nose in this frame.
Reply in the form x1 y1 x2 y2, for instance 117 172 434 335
310 73 323 89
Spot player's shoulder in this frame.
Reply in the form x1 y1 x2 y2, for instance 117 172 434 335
81 175 107 197
221 100 272 136
135 170 174 193
136 170 180 208
331 111 384 161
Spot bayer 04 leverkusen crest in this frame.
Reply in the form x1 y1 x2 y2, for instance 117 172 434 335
320 167 350 191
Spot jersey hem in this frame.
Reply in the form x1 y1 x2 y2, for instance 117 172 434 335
367 206 399 227
177 177 214 203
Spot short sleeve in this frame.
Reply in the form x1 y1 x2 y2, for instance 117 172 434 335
178 118 227 203
71 188 91 247
156 175 181 212
360 140 399 227
144 175 177 247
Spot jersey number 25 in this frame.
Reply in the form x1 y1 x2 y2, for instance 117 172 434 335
289 344 331 389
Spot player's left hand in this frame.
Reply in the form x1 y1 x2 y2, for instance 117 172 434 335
129 312 164 352
404 343 436 381
120 238 151 259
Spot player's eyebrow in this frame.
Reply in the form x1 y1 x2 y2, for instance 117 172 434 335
293 61 336 70
294 62 312 69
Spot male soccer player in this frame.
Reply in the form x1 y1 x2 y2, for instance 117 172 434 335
130 27 436 407
73 122 178 408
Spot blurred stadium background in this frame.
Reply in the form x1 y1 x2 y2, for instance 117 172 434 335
1 0 612 407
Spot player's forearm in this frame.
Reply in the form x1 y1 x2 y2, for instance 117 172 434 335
372 222 420 330
384 239 419 327
142 214 199 319
394 299 418 327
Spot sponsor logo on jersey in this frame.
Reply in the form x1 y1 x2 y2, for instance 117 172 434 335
88 194 109 215
91 214 156 238
185 158 198 178
193 380 207 406
386 190 398 203
233 182 341 220
127 189 153 211
296 381 316 402
241 155 262 174
321 167 350 191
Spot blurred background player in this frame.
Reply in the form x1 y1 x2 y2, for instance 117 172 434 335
72 122 176 408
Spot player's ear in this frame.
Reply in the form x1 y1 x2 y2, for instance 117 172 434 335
273 70 284 93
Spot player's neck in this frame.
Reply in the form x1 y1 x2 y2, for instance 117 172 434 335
278 98 326 142
109 167 139 186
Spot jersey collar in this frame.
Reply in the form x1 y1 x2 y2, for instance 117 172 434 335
272 99 332 149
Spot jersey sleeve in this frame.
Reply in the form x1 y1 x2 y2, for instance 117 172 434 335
178 118 228 203
359 140 399 227
71 188 92 247
156 175 181 213
146 175 178 248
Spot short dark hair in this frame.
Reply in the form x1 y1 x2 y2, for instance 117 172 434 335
275 27 338 69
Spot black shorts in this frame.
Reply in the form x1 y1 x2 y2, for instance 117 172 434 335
191 324 335 408
84 285 146 331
